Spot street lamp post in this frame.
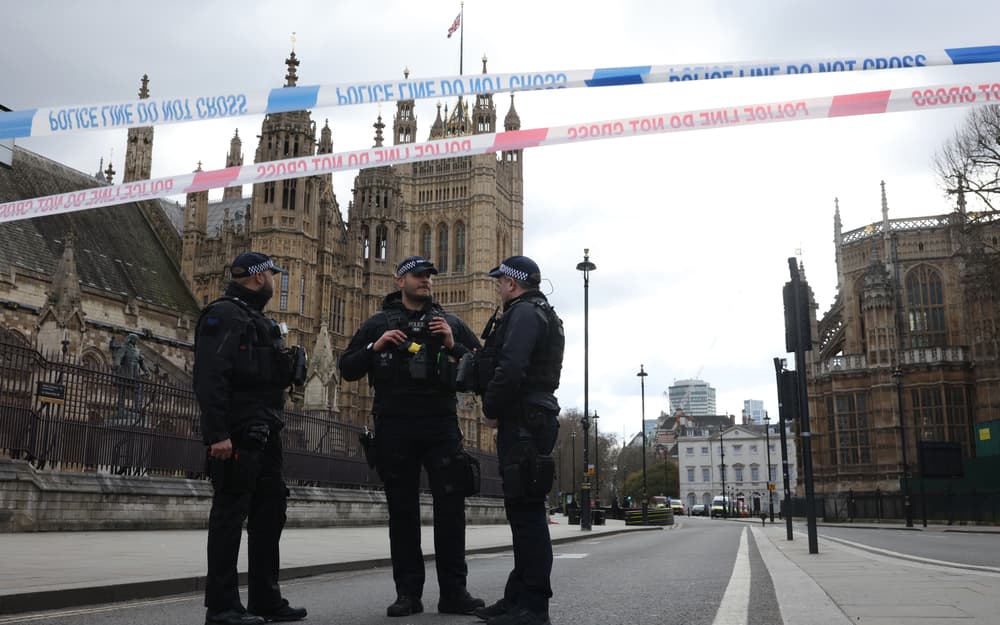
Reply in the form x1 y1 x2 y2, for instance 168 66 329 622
580 412 591 530
764 413 774 523
593 411 600 506
571 430 577 510
720 426 727 518
892 368 914 528
577 249 597 532
637 364 649 525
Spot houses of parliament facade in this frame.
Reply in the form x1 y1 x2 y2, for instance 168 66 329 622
0 50 525 448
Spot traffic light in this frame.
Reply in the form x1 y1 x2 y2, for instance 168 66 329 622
782 280 812 353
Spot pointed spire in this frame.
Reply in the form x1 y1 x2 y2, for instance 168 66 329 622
48 231 82 317
95 157 106 182
223 130 245 200
403 66 410 80
880 180 891 244
504 93 521 130
104 159 115 184
833 197 843 244
430 102 444 139
138 74 150 99
373 112 385 148
284 50 300 87
319 119 333 153
227 128 243 166
957 173 968 214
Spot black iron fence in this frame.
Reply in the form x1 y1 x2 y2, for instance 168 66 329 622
0 341 501 496
784 487 1000 526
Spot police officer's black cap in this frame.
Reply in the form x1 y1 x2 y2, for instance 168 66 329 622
488 255 541 286
396 255 438 277
230 252 285 278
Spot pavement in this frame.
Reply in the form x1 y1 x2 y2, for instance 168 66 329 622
1 516 998 623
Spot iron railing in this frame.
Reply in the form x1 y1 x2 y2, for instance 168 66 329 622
0 340 501 496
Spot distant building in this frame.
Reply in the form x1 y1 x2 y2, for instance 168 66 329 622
677 422 797 514
627 418 660 448
742 399 765 425
668 378 716 416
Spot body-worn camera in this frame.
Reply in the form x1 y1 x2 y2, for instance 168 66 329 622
398 314 443 381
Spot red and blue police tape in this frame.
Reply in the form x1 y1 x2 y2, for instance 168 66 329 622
1 45 998 140
1 78 998 224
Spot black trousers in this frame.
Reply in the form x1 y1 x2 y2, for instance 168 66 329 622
497 413 559 615
375 415 468 599
205 432 288 613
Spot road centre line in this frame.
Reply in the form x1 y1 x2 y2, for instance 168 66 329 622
713 526 750 625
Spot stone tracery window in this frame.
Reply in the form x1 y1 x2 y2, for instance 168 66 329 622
437 223 449 272
375 225 388 261
420 224 432 260
454 221 466 273
905 265 946 348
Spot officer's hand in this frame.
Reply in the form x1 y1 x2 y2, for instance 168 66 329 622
209 438 233 460
374 329 408 352
483 416 498 429
428 317 454 350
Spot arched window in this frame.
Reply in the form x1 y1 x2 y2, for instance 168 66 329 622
437 223 449 272
375 225 388 261
361 225 370 260
905 265 946 348
454 221 466 273
279 273 289 311
282 178 297 210
420 224 432 259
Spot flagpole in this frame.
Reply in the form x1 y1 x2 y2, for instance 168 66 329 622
459 1 464 75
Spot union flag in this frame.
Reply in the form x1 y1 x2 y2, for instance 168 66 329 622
447 12 461 38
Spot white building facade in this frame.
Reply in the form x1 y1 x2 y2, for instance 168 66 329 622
677 424 798 515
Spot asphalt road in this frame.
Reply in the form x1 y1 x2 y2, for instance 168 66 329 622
0 520 781 625
814 524 1000 569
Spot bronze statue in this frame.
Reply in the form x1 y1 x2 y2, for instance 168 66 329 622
110 333 151 379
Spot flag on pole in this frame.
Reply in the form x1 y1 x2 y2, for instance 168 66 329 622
447 12 461 38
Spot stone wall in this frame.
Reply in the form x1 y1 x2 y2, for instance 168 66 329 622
0 458 506 532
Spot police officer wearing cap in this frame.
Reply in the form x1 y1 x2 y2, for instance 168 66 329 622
472 256 564 625
338 255 485 618
194 252 307 625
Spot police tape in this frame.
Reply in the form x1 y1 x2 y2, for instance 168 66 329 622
2 79 998 224
2 45 999 140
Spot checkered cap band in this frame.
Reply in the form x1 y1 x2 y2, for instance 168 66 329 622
497 263 530 281
396 257 436 277
396 258 420 277
246 259 277 275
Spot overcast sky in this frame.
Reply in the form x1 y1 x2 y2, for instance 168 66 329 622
4 0 1000 445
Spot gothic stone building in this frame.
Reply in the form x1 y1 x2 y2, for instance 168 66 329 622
0 51 524 450
806 181 1000 494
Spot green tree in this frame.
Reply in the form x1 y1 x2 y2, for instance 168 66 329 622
620 460 678 503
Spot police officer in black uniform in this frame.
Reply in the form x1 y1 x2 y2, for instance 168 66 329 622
473 256 563 625
194 252 307 625
338 255 485 618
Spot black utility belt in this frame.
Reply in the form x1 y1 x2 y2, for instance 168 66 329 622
375 413 458 420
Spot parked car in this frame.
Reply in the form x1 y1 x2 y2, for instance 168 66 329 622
710 495 730 518
690 504 708 516
669 499 685 516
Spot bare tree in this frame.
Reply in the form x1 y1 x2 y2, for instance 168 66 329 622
934 104 1000 213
